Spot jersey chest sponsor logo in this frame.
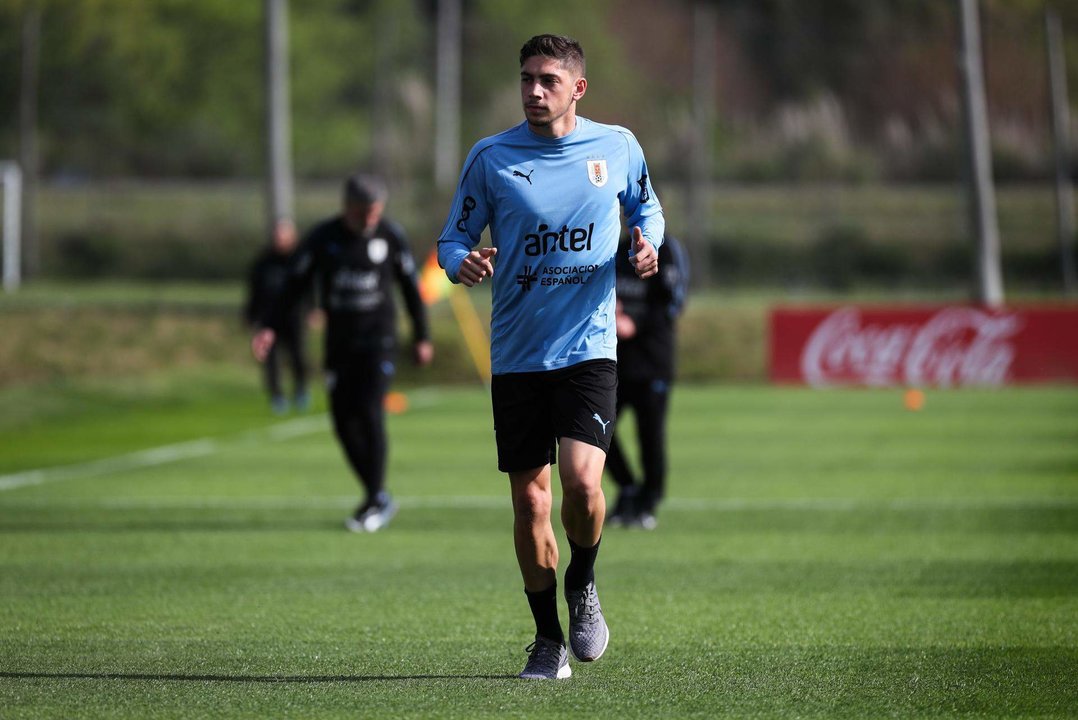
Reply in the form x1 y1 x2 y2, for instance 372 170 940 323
523 222 594 256
587 159 608 188
333 268 379 292
616 279 648 300
516 262 600 292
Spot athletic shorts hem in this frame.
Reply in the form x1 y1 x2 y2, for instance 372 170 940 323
498 457 556 474
559 430 610 453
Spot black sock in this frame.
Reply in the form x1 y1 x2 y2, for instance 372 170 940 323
564 536 601 592
524 583 563 644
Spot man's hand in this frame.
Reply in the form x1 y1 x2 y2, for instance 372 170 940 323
628 226 658 279
251 328 276 363
414 339 434 367
457 247 498 287
615 299 637 339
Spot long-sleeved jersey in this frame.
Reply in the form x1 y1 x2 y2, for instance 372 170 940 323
244 248 307 328
263 215 429 369
615 234 689 381
438 117 665 375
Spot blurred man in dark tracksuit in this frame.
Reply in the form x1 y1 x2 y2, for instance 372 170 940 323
245 218 311 414
605 233 688 529
251 174 432 532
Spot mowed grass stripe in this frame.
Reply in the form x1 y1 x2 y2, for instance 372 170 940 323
0 415 331 491
2 495 1077 510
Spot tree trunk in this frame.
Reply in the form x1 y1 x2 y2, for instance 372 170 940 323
18 5 40 279
1045 7 1077 296
687 1 717 288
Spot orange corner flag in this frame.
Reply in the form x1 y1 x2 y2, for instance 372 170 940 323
419 250 454 305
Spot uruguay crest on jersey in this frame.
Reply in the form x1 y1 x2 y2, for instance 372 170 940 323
367 237 388 264
587 159 608 188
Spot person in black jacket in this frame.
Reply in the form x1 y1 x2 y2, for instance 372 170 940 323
605 233 688 529
251 174 433 532
244 218 311 414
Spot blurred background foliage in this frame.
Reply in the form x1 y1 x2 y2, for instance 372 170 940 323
2 0 1076 182
0 0 1075 291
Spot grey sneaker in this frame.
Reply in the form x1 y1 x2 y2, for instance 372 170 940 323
636 511 658 530
519 636 571 680
565 581 609 662
606 487 639 527
345 494 398 533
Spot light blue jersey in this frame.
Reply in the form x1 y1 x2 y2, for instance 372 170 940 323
438 117 665 374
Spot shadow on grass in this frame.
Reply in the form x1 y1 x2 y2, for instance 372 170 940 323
0 671 517 683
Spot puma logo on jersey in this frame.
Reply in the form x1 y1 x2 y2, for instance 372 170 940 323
592 413 611 434
512 169 534 185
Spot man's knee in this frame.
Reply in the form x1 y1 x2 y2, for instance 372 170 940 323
511 478 553 523
561 473 603 509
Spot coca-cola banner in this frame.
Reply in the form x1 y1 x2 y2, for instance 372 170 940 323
770 305 1078 387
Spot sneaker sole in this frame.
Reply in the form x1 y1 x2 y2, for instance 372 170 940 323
343 503 398 533
343 517 367 533
363 502 398 532
519 663 572 680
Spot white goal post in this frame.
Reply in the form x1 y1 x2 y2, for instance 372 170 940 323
0 161 21 292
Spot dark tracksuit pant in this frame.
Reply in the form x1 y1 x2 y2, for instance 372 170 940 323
328 353 393 499
263 317 308 401
604 376 670 510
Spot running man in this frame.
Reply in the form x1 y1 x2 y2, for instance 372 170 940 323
437 34 664 679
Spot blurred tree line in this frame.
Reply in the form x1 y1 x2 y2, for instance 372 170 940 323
1 0 1075 184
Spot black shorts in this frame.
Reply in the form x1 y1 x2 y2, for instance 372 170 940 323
491 359 618 473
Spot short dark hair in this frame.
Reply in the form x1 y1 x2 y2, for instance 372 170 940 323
519 34 585 77
343 173 387 207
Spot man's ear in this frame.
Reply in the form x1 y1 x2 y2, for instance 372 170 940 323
573 77 587 101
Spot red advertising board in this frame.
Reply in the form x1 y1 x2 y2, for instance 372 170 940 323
770 305 1078 387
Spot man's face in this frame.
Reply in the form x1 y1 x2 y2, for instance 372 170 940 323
345 200 385 234
520 55 585 132
272 220 297 254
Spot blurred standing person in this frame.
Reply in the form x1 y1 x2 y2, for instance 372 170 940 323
606 233 689 530
252 174 433 532
438 35 664 679
244 218 311 414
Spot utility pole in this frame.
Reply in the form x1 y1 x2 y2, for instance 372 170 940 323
957 0 1004 307
687 1 717 288
19 4 40 279
434 0 461 190
264 0 294 228
1045 7 1077 296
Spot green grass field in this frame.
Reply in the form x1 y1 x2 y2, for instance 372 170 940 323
1 370 1076 718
